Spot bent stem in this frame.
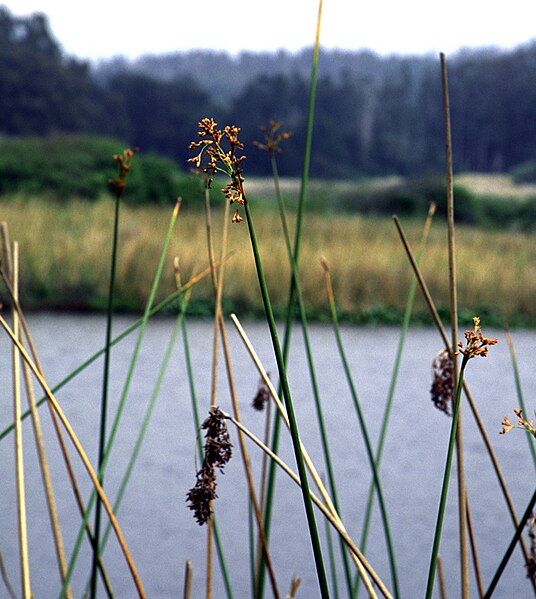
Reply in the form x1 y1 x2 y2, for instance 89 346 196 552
321 263 399 599
425 355 469 599
355 203 436 596
230 314 387 598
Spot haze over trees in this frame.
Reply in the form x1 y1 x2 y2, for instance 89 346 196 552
1 5 535 178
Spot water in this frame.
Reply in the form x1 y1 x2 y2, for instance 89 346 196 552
0 314 534 598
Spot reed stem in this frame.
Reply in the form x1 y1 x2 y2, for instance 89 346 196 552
91 177 122 599
321 263 399 599
0 315 146 597
183 561 193 599
425 355 469 599
62 201 180 593
355 203 435 596
483 486 536 598
393 215 536 593
440 51 469 599
269 150 353 598
259 3 323 594
9 241 32 599
244 200 329 598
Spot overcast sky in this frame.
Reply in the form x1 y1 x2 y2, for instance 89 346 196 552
7 0 535 60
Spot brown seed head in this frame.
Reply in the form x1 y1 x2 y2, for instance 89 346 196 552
108 147 138 197
459 316 498 359
252 375 271 412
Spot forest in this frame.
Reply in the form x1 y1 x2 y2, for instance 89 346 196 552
1 5 535 178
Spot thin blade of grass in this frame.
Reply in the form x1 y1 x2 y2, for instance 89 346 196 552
61 201 180 595
258 2 323 594
244 200 329 598
354 203 436 596
0 549 17 599
321 262 399 598
267 150 353 598
91 178 123 599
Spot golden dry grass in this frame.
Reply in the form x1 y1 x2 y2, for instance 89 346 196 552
2 196 534 321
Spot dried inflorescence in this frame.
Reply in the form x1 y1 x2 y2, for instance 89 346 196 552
459 316 498 360
188 118 247 222
252 375 271 412
500 408 536 437
253 120 292 155
186 406 233 525
431 349 453 416
108 147 138 197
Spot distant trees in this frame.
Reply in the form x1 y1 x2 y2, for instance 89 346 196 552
1 6 535 178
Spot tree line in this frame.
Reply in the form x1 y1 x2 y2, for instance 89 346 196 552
1 6 535 178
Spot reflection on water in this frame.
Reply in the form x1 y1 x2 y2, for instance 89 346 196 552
0 314 534 597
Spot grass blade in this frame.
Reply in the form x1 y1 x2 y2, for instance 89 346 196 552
321 262 400 598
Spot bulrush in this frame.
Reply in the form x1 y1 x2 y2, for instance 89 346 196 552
186 407 233 525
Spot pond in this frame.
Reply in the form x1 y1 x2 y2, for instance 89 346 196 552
0 314 534 598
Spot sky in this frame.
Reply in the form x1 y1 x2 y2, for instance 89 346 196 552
6 0 536 60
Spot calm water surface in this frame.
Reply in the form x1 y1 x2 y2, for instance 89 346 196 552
0 314 534 598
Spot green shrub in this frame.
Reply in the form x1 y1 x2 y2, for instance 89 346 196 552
510 161 536 184
0 134 208 204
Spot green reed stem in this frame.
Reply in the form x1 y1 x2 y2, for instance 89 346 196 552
355 206 435 596
505 329 536 471
244 200 330 598
323 270 400 599
0 256 218 443
425 355 469 599
61 202 180 597
258 3 323 596
483 485 536 598
87 292 191 593
90 189 121 599
181 312 234 599
267 153 352 598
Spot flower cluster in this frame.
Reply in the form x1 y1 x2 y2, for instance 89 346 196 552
252 375 271 412
108 148 138 197
430 349 453 416
253 120 292 155
186 406 233 525
459 316 498 360
500 408 536 437
188 118 247 222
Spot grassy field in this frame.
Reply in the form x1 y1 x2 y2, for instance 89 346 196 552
1 195 534 325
